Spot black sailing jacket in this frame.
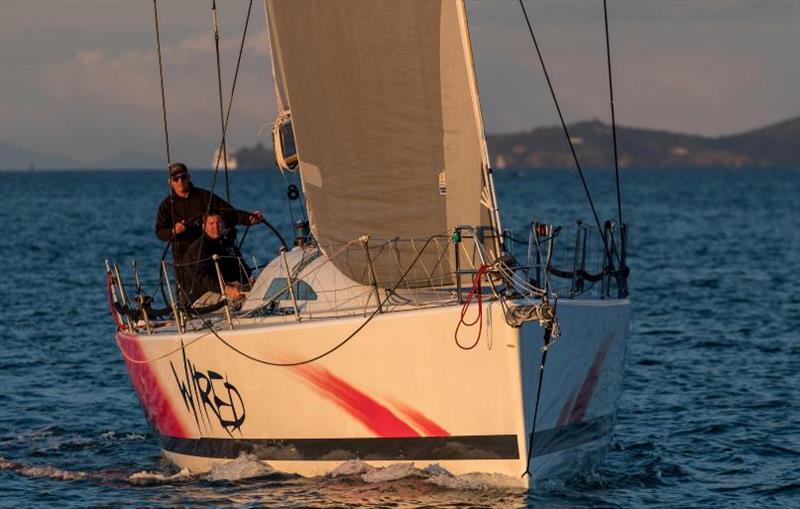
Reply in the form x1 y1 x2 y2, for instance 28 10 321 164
181 234 251 303
155 185 252 265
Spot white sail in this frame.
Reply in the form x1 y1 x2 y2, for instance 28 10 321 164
265 0 496 287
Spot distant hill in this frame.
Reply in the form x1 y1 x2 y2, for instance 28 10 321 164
4 116 797 171
231 117 799 171
487 116 800 170
234 142 276 170
709 117 799 168
0 143 164 170
0 142 80 170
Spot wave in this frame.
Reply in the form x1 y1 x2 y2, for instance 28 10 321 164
126 468 199 485
206 454 282 482
1 455 522 491
1 457 107 482
326 459 522 490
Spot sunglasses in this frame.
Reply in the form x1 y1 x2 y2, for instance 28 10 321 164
171 174 189 182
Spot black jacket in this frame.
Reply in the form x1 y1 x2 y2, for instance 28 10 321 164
155 185 252 265
181 234 251 303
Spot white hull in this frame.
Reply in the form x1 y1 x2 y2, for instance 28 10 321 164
118 298 629 488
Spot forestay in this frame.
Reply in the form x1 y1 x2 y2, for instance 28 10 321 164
266 0 497 288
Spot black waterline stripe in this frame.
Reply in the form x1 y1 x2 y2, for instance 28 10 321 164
160 414 614 461
162 434 519 461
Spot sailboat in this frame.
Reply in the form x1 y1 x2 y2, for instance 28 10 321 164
107 0 630 488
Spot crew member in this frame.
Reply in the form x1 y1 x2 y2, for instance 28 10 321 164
155 162 261 292
183 213 250 304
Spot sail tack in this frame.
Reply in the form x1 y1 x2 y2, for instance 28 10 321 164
266 0 494 287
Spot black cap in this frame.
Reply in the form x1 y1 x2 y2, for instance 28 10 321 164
169 162 189 178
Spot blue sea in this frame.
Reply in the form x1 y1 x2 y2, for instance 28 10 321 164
1 167 798 507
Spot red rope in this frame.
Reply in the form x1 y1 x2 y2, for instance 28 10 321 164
455 264 490 350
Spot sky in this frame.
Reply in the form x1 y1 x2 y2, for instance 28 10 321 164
0 0 798 168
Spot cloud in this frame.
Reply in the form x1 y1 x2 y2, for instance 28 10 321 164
1 0 797 164
72 49 159 109
23 29 276 164
468 0 799 136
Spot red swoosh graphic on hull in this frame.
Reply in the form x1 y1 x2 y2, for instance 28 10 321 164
292 365 420 437
118 333 189 438
389 400 450 437
567 335 614 424
556 386 579 428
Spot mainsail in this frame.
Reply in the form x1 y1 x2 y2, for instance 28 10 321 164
266 0 497 287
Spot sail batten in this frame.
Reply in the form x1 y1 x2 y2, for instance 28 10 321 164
265 0 495 287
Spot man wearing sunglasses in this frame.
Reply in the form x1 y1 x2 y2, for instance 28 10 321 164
155 162 262 296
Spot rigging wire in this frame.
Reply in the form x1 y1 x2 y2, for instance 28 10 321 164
182 0 255 302
151 0 253 209
203 234 448 367
151 0 180 253
207 0 253 204
521 320 555 478
152 0 171 168
603 0 624 228
206 0 254 216
211 0 231 202
116 236 403 366
517 0 614 266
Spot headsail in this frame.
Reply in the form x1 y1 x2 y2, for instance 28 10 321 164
266 0 498 287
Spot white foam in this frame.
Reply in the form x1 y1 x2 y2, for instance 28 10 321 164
427 471 523 490
536 477 567 491
206 454 276 481
50 436 95 450
361 462 426 483
21 465 90 481
327 459 376 478
127 468 196 485
1 457 90 482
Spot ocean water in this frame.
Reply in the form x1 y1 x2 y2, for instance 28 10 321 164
0 167 798 508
